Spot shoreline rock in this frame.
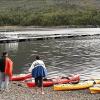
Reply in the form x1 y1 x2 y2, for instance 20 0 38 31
0 81 100 100
0 26 100 43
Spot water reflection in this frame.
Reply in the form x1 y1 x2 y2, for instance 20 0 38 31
5 42 18 52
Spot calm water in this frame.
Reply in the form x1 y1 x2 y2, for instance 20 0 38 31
0 33 100 80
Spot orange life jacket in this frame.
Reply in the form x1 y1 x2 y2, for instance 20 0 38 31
5 57 13 78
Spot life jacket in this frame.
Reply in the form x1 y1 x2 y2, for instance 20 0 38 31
5 57 13 78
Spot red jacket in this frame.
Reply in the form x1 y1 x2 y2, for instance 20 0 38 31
5 57 13 78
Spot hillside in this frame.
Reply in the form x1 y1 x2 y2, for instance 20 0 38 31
0 0 100 11
0 0 100 26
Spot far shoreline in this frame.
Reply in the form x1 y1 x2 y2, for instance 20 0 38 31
0 25 100 32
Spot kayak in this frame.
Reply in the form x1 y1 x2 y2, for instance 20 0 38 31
94 80 100 84
27 80 54 87
89 84 100 93
54 81 94 91
53 74 80 84
26 74 80 87
11 73 32 81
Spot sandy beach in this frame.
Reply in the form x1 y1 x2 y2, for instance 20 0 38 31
0 81 100 100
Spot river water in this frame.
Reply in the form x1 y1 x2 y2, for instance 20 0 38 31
0 29 100 80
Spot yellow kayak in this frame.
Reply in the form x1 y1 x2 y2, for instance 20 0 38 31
95 80 100 84
54 81 94 91
89 84 100 93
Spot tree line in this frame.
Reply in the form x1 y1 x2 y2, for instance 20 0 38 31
0 8 100 26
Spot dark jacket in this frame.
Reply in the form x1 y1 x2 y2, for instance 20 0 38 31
0 57 5 72
32 65 47 78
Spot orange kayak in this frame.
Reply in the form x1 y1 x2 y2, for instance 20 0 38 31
11 73 32 81
26 74 80 87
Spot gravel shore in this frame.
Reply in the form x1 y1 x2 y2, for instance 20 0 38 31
0 81 100 100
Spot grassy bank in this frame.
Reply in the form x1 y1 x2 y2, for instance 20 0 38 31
0 0 100 26
0 8 100 26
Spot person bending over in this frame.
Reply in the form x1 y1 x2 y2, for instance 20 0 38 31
29 55 47 94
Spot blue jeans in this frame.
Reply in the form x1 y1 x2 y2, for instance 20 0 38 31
0 72 9 90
